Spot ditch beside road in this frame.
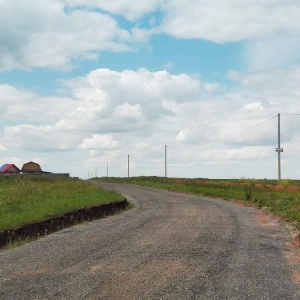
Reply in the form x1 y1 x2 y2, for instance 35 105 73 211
0 181 300 299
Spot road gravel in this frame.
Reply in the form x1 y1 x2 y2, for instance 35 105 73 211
0 181 300 299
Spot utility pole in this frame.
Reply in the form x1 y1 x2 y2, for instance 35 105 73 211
165 145 167 178
128 154 130 178
107 162 108 178
275 113 283 184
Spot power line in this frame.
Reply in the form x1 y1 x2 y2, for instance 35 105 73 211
281 113 300 116
170 115 278 149
142 146 165 158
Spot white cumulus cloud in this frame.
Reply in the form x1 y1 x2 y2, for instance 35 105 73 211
161 0 300 43
1 66 299 179
1 0 300 70
244 102 264 111
0 0 137 70
79 134 118 150
63 0 164 21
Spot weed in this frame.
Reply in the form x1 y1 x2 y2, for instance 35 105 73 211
281 179 290 187
245 186 252 200
6 237 38 250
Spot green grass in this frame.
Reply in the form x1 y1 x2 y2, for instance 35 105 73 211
99 176 300 231
0 175 123 231
5 237 38 250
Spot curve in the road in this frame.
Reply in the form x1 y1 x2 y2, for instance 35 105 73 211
0 181 299 300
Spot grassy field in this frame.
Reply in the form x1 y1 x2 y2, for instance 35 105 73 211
0 175 123 231
99 176 300 232
2 174 299 238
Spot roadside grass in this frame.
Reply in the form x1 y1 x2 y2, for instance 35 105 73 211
0 175 123 231
5 237 38 250
99 176 300 232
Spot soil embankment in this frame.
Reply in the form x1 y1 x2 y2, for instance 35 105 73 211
0 199 129 248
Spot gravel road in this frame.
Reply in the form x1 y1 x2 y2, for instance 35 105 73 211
0 181 300 300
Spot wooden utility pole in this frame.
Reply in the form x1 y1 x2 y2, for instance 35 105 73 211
275 113 283 184
165 145 167 178
128 154 130 178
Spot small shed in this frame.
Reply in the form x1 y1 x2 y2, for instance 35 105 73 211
21 161 42 174
0 164 21 174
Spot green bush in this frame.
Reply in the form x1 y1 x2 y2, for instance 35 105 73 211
281 179 290 187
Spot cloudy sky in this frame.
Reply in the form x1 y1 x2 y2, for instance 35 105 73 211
1 0 300 179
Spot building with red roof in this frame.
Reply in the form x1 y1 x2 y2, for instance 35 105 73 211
0 162 69 177
0 164 21 174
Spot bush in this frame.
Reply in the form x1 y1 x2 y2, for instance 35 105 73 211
281 179 290 187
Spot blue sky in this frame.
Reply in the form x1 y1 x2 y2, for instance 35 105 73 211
0 0 300 179
0 37 242 95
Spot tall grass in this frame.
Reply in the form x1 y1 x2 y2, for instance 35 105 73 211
0 175 123 231
99 176 300 231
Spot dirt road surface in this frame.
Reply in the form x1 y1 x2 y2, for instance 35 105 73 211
1 181 300 299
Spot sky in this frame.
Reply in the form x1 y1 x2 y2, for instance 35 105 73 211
1 0 300 180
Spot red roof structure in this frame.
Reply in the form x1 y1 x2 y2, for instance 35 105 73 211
0 164 21 174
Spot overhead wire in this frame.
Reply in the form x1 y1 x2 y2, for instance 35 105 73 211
169 115 278 149
84 113 299 177
96 115 279 169
281 113 300 116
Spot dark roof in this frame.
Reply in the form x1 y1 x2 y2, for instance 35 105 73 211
21 161 42 172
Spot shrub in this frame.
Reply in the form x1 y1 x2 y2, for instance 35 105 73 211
281 179 290 187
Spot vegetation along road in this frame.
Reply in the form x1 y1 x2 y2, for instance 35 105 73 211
1 181 300 299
